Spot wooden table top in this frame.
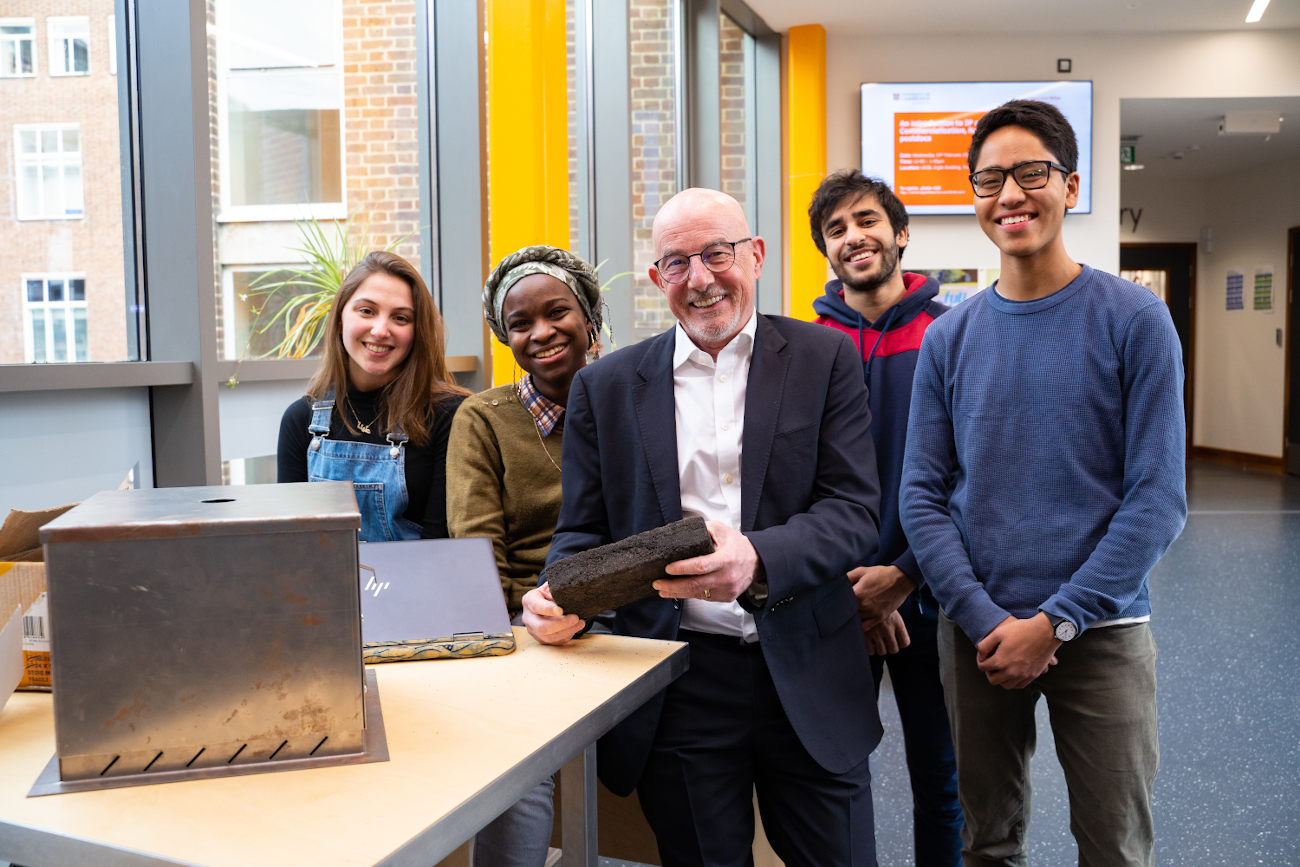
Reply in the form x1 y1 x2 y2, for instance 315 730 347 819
0 628 686 867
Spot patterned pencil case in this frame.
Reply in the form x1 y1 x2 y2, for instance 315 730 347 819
362 631 516 663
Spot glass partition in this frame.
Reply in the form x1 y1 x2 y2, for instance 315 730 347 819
629 0 679 343
1 1 133 364
211 0 423 361
718 11 754 231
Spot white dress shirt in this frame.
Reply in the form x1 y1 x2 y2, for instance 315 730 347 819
673 312 759 642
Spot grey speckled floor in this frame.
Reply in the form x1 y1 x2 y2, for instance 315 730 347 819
870 461 1300 866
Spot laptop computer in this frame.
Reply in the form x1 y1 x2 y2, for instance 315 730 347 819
357 538 515 663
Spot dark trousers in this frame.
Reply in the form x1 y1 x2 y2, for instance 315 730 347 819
871 640 963 867
938 614 1159 867
637 630 878 867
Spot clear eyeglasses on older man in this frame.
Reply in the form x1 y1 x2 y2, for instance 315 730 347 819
653 238 753 283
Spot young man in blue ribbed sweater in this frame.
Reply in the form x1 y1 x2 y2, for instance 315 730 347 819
899 100 1187 867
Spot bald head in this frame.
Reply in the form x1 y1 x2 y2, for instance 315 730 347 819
647 188 765 358
652 188 750 257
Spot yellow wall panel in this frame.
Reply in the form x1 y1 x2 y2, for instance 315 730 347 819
785 24 826 322
485 0 569 386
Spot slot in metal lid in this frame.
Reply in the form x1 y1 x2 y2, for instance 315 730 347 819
40 481 361 543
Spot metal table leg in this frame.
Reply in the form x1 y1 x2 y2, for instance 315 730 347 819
560 743 597 867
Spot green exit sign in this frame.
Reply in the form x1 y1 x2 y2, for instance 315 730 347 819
1120 144 1137 165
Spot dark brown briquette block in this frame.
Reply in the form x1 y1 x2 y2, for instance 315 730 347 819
546 516 716 620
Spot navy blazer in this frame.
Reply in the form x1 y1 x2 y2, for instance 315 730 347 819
545 313 885 797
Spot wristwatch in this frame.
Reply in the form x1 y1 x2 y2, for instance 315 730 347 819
1041 611 1078 642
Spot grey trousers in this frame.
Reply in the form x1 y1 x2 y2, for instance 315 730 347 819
472 775 555 867
937 614 1159 867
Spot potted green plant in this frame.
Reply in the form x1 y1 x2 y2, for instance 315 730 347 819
226 213 416 387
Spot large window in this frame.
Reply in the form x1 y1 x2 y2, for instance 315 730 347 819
220 265 317 360
719 12 754 231
629 0 680 342
14 124 83 220
0 19 36 77
1 1 134 365
23 274 89 363
47 16 89 76
212 0 421 360
215 0 345 221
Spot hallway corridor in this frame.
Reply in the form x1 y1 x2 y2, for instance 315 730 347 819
872 461 1300 866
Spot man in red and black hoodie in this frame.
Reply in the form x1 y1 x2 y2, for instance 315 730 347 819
809 170 960 867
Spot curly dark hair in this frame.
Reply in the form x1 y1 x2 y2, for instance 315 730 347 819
808 170 909 258
968 99 1079 174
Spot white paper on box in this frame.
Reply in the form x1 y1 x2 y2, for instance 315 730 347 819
22 592 50 652
1 605 22 711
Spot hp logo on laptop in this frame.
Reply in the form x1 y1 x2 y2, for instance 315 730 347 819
360 564 391 597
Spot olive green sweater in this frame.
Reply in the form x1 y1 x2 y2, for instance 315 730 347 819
446 384 564 612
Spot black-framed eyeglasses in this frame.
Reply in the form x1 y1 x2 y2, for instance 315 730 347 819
654 238 752 284
968 161 1070 197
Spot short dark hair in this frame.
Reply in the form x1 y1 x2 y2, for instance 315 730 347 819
808 170 909 258
968 99 1078 174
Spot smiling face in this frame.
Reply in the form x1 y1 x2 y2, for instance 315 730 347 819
649 188 764 356
821 193 908 293
501 272 591 398
340 272 416 391
972 125 1079 262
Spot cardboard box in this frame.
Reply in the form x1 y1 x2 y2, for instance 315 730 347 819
0 562 50 691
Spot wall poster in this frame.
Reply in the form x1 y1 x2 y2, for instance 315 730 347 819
1253 266 1274 313
916 268 1000 307
1226 268 1245 311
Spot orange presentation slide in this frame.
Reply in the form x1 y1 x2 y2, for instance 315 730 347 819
894 112 985 207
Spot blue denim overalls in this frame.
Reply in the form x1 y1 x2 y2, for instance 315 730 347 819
307 387 423 542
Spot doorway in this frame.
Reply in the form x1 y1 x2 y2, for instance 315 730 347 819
1287 227 1299 476
1121 243 1196 451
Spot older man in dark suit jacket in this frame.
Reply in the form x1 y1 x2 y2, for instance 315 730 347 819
522 188 884 867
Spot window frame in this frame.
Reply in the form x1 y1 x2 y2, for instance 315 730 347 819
21 273 90 364
0 17 37 79
213 0 348 224
47 16 90 77
14 122 86 221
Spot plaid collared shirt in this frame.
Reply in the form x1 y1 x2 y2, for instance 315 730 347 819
518 373 564 436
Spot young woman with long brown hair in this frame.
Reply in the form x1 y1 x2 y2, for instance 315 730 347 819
277 251 468 541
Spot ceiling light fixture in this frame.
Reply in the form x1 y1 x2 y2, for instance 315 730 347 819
1245 0 1271 23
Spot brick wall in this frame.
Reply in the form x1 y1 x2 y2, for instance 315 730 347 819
566 0 579 255
0 0 126 364
628 0 677 342
208 0 222 356
342 0 420 264
718 13 745 212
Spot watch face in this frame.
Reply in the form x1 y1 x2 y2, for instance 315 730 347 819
1056 620 1078 642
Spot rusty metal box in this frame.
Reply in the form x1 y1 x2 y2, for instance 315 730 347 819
31 482 386 795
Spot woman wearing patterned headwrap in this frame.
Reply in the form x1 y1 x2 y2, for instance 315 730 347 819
446 244 605 867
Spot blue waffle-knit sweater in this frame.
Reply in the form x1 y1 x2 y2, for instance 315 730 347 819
899 265 1188 643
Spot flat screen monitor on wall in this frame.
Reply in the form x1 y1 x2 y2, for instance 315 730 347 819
861 81 1093 215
